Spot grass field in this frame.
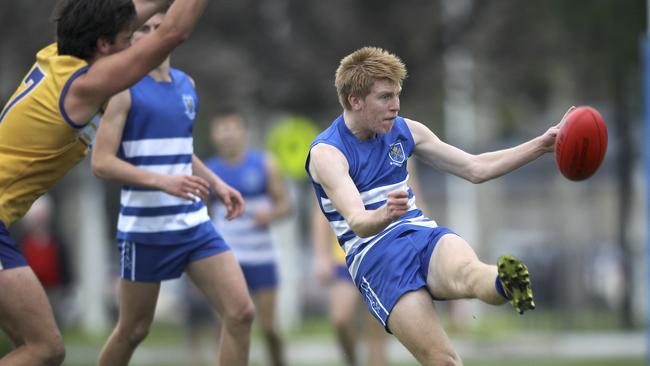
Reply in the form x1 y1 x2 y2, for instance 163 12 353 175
1 312 644 366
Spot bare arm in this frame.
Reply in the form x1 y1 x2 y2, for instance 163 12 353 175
311 198 334 284
91 90 210 201
66 0 209 125
192 155 245 220
252 154 292 226
133 0 171 28
308 143 409 238
406 111 567 184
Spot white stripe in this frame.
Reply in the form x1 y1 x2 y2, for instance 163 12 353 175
321 175 410 213
131 242 136 281
122 137 193 158
222 232 273 247
348 218 438 280
134 163 192 175
117 207 210 233
339 196 418 255
121 190 197 208
361 276 389 325
233 250 276 265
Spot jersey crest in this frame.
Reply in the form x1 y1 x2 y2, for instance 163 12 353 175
388 141 406 166
182 94 196 120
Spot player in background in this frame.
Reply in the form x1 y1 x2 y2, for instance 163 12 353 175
204 108 291 366
0 0 209 364
307 46 574 365
312 198 387 366
91 12 253 366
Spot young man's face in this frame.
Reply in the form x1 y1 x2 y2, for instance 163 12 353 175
101 29 133 55
211 114 247 157
357 79 401 134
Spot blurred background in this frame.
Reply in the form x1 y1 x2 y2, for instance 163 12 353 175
0 0 647 365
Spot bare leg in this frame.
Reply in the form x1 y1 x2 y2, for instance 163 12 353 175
427 234 505 305
0 267 65 366
186 251 254 366
98 280 160 366
252 289 286 366
363 311 387 366
388 289 462 366
329 281 359 366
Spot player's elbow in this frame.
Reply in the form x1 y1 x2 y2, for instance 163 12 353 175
159 23 191 46
463 160 490 184
91 155 110 179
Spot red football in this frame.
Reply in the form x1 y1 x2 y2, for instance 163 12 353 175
555 106 608 181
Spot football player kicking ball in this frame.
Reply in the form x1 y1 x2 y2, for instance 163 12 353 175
306 46 574 365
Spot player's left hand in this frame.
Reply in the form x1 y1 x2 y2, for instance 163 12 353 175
213 182 245 220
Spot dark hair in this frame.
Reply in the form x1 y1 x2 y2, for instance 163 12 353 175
53 0 136 60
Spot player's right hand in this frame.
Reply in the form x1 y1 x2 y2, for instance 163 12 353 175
384 190 409 220
159 174 210 202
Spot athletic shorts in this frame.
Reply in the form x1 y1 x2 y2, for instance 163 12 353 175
353 225 455 331
0 221 27 270
240 262 278 292
118 234 230 282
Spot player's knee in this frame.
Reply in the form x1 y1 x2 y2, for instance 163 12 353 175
426 350 461 366
223 298 255 329
118 321 152 347
33 335 65 366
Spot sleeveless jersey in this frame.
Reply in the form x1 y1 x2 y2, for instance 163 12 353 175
306 115 438 278
205 150 275 265
116 68 214 245
0 43 101 227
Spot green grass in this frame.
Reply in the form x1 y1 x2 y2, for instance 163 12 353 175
0 313 644 366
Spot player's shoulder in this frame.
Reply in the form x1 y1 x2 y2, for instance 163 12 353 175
170 68 194 85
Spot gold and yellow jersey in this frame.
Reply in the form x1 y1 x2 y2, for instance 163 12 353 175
0 43 101 227
332 235 346 265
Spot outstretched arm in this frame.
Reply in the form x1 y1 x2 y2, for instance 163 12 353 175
66 0 210 125
133 0 171 28
308 143 409 238
91 91 210 201
407 107 573 184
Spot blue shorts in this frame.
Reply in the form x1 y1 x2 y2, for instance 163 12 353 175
119 235 230 282
0 221 27 270
334 263 352 283
353 225 455 331
240 262 277 292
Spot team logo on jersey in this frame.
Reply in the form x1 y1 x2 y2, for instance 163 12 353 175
388 141 406 166
182 94 196 120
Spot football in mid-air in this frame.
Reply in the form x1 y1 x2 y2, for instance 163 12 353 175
555 106 608 181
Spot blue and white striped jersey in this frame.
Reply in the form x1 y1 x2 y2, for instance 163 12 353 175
205 150 275 265
115 69 214 245
306 115 438 279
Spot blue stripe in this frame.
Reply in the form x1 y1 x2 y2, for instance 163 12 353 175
336 209 425 244
59 65 91 128
120 201 204 217
122 186 157 192
338 230 357 244
116 221 217 245
323 188 414 222
126 154 192 166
